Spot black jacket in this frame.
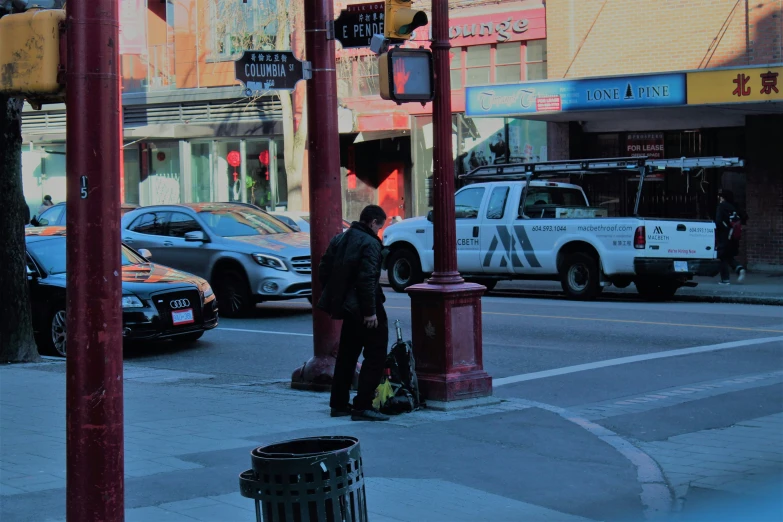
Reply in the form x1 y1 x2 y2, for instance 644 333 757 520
715 200 737 248
317 222 385 320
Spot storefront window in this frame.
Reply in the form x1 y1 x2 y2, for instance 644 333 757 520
466 45 491 86
245 140 273 208
526 39 548 80
274 138 288 210
142 142 181 205
123 145 141 205
496 42 522 84
190 142 213 203
450 49 463 89
215 141 242 202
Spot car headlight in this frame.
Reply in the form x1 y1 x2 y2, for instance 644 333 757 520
122 295 144 308
252 253 288 271
199 281 215 301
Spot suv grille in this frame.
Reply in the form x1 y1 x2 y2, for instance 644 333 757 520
291 256 311 274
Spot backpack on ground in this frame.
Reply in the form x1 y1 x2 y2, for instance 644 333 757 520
373 320 424 414
728 211 743 241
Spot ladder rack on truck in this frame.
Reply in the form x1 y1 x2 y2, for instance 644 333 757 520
459 156 745 216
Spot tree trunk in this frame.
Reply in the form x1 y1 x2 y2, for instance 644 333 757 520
0 95 41 363
276 0 308 211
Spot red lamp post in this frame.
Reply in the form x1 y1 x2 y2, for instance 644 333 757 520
405 0 492 406
65 0 125 519
291 0 345 389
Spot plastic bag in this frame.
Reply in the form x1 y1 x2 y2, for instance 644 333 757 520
372 369 394 410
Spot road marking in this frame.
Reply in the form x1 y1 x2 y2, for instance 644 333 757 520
385 306 783 334
493 336 783 387
216 327 313 337
505 398 672 518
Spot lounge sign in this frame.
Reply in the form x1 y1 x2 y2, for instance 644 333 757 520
466 73 687 116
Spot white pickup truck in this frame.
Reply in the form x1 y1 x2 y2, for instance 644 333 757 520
382 157 737 300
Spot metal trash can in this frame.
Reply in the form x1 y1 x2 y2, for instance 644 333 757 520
239 436 368 522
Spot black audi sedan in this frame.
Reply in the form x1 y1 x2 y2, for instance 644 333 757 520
25 227 218 356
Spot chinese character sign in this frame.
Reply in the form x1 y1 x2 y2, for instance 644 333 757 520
688 67 783 104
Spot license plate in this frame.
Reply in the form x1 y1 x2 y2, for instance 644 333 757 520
172 309 194 325
674 261 689 273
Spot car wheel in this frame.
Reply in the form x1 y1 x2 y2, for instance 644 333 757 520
560 252 602 300
214 270 252 318
44 306 67 357
635 279 680 302
176 332 204 343
387 248 424 293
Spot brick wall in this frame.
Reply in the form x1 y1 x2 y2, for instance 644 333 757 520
745 115 783 271
546 0 782 79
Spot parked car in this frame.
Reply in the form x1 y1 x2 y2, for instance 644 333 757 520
120 203 313 317
31 202 140 227
270 211 351 233
25 226 218 357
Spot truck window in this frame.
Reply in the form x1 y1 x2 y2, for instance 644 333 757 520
519 187 588 219
486 186 509 220
455 187 485 219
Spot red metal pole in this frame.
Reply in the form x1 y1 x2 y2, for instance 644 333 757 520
429 0 461 285
290 0 344 389
65 0 125 519
406 0 492 405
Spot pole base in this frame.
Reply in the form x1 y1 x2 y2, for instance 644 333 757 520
407 281 492 402
290 355 336 391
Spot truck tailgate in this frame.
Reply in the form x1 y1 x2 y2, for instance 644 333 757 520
642 220 716 259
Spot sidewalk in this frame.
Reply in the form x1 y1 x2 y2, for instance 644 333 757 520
382 271 783 305
2 361 781 521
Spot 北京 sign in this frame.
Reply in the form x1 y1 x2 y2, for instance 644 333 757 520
334 2 384 49
235 50 311 95
687 66 782 105
465 73 686 117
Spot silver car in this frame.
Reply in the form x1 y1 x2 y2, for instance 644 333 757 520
121 203 312 317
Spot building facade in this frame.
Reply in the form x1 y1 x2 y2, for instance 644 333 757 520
465 0 782 270
22 0 303 218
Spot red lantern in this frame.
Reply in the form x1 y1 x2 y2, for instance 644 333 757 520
227 151 241 168
258 150 270 166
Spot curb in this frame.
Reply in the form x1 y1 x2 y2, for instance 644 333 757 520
381 280 783 306
487 289 783 306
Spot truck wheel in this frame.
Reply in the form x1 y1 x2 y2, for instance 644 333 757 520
635 279 680 301
387 248 423 293
560 252 602 300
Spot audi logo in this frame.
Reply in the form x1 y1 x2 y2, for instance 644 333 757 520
170 299 191 309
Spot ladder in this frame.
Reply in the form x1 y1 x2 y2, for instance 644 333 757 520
459 156 744 181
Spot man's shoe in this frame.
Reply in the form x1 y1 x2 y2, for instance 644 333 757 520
351 409 390 422
718 280 731 286
737 268 746 283
330 407 352 418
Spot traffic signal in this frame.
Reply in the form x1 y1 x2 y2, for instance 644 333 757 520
379 47 433 104
0 7 66 106
384 0 428 41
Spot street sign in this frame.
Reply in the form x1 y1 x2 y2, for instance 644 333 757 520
334 2 385 49
234 50 311 96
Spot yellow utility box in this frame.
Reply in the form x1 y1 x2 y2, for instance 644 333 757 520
0 8 66 100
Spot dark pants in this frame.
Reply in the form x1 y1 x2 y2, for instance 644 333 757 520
330 307 388 411
718 245 743 281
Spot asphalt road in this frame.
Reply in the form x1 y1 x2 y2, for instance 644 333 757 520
4 291 781 521
123 289 783 388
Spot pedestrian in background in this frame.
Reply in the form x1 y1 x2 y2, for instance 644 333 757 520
715 189 746 285
317 205 390 422
37 195 54 218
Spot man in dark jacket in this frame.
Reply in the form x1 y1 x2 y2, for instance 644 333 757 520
715 189 746 285
318 205 390 422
